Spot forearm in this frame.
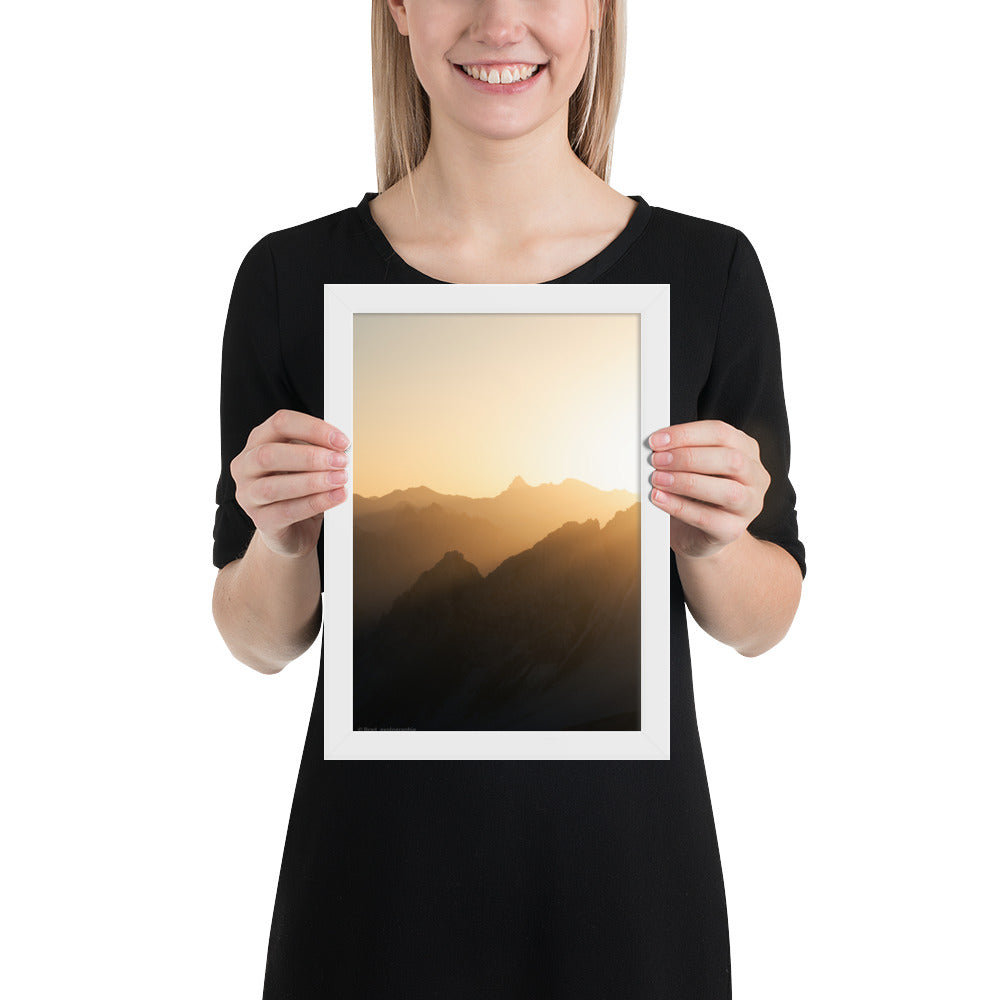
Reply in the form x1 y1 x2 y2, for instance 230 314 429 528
675 530 802 657
212 530 322 674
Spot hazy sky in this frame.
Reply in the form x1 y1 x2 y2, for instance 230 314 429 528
354 313 640 498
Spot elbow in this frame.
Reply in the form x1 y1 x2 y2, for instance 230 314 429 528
212 599 288 676
735 624 791 658
212 571 294 676
735 576 802 658
223 636 290 676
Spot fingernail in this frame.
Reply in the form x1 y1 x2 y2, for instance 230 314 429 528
330 430 351 450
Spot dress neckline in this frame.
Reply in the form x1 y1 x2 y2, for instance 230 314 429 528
355 190 651 284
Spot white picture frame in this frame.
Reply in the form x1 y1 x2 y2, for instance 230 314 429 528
324 284 670 760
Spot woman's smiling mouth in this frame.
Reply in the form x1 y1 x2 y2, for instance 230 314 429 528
453 61 548 92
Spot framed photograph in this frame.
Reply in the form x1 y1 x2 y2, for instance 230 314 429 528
324 284 670 761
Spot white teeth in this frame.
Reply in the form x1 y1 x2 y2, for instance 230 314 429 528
461 63 539 83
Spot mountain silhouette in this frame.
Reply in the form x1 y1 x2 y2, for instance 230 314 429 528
354 502 520 632
354 477 638 630
392 549 483 612
354 477 635 526
353 502 641 731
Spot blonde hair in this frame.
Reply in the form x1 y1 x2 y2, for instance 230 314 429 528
371 0 627 199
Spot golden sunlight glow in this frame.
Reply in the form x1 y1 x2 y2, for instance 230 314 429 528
354 313 640 499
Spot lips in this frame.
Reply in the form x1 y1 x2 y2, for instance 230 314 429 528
453 61 548 93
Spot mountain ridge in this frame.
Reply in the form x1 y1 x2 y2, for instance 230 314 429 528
354 502 641 731
353 478 639 632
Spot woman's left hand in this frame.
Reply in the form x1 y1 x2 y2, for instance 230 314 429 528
649 419 771 560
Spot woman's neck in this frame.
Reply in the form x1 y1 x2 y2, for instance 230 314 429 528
368 113 636 284
401 117 605 239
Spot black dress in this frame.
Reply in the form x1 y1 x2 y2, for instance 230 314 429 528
213 193 806 999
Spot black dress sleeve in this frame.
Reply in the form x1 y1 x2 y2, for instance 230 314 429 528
697 230 806 578
213 234 293 570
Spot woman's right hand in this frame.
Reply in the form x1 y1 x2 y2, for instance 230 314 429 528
230 409 351 559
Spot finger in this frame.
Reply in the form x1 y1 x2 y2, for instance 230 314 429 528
650 470 752 514
244 441 350 478
650 445 754 484
256 486 349 534
247 409 351 450
649 420 756 456
287 436 349 453
647 426 671 449
650 488 744 542
244 468 349 508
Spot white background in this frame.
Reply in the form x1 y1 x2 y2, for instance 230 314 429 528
3 2 996 997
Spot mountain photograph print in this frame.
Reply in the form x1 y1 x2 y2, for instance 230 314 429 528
353 313 640 732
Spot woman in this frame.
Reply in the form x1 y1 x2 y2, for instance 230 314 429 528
213 1 805 995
